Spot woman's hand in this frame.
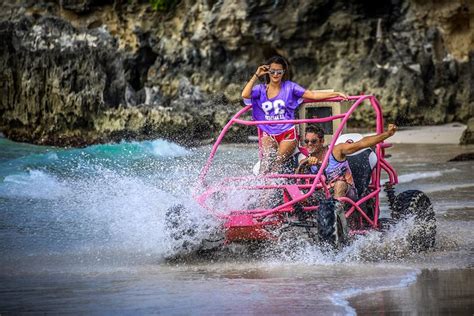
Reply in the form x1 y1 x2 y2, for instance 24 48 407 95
336 92 348 100
243 64 269 98
255 65 270 77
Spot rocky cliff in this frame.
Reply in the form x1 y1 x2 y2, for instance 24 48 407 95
0 0 472 146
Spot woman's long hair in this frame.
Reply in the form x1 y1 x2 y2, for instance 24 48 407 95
263 55 290 84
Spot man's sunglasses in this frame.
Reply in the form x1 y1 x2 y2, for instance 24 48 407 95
269 69 285 75
304 139 320 144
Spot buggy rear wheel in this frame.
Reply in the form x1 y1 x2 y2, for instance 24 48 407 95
391 190 436 252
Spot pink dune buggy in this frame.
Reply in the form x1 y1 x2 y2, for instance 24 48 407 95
166 95 436 254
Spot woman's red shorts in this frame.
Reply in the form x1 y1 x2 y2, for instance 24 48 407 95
261 126 297 144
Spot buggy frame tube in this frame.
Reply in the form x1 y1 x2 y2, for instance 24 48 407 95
196 95 396 227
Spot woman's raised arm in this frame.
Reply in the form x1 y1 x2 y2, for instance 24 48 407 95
302 90 348 101
241 65 269 99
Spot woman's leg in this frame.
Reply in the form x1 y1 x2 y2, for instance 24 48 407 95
260 139 297 207
271 139 297 173
260 136 278 174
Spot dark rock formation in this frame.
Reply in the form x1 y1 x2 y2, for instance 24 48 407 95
0 0 472 146
460 118 474 145
448 153 474 162
0 16 126 145
0 12 249 146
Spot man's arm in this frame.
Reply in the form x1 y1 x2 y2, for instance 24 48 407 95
333 124 398 161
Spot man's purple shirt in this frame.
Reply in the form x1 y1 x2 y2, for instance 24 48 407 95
243 80 306 135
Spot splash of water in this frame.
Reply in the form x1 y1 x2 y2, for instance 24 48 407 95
0 139 201 269
0 139 454 268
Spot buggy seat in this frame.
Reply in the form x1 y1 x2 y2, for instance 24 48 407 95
335 134 377 197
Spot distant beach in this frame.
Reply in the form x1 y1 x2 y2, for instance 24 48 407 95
386 123 467 144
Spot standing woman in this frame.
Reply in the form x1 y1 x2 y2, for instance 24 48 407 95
242 55 347 173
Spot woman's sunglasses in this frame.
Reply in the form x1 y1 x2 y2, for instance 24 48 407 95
304 139 319 144
269 69 285 75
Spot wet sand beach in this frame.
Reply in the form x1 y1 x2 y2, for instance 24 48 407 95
350 268 474 315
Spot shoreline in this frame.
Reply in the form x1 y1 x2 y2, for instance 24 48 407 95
248 123 468 145
347 268 474 315
330 269 421 315
0 122 469 147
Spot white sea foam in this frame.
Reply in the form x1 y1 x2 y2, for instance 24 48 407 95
397 170 455 183
329 269 420 315
434 201 474 214
0 170 68 199
148 139 189 157
422 183 474 193
405 163 428 167
45 152 59 160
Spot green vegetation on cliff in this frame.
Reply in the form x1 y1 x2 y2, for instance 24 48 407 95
149 0 179 11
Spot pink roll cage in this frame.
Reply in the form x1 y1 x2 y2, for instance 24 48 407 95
195 95 398 230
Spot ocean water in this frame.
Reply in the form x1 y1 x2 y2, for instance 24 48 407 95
0 136 473 314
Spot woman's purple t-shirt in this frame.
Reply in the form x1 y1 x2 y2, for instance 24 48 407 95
243 80 306 135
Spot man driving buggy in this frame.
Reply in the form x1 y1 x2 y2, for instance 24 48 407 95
296 124 398 200
296 124 397 237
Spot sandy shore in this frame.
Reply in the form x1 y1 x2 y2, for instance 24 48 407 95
248 123 469 145
349 268 474 315
379 123 467 144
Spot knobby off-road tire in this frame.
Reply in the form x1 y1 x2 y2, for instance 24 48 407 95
391 190 436 252
316 198 348 248
165 204 198 253
165 204 224 259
